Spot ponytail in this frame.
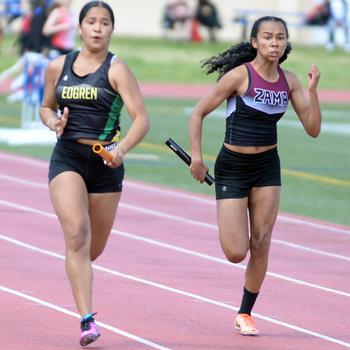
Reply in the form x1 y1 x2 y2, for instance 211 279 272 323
201 42 257 78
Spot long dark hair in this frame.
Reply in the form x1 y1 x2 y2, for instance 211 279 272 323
79 1 115 27
202 16 292 78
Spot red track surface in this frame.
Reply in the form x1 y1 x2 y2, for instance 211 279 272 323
139 82 350 104
1 80 350 103
1 152 350 349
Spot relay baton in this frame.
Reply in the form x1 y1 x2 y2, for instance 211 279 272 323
92 143 113 162
165 138 215 186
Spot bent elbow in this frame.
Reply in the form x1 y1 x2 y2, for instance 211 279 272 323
308 127 321 138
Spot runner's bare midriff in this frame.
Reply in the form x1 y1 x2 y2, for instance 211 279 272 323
224 143 277 154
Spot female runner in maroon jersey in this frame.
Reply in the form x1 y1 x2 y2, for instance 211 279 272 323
188 16 321 336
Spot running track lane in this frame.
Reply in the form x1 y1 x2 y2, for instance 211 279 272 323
139 82 350 104
1 80 350 104
1 152 350 349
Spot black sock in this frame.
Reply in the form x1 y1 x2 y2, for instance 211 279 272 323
238 287 259 315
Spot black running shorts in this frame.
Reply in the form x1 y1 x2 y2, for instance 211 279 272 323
48 139 124 193
214 145 281 199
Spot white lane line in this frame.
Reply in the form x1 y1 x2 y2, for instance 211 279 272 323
0 153 49 166
0 234 349 349
0 285 171 350
0 171 350 236
125 181 350 236
120 203 350 261
273 239 350 262
121 202 216 229
0 174 349 261
0 173 48 188
0 199 56 218
112 229 350 297
0 200 349 298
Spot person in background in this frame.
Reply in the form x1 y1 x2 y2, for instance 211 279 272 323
194 0 221 41
188 16 321 336
42 0 76 56
40 1 150 346
162 0 192 40
4 0 23 25
0 0 22 50
26 0 52 54
305 0 330 26
0 0 52 102
326 0 350 51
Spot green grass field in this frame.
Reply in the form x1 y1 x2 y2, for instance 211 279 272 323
0 35 349 226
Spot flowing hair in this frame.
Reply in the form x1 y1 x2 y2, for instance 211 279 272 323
202 16 292 79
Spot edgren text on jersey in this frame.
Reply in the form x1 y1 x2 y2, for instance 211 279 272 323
56 51 123 142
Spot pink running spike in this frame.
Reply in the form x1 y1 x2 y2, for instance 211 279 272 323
80 319 100 346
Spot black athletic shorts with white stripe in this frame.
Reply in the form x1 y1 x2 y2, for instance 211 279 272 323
48 139 124 193
214 145 281 200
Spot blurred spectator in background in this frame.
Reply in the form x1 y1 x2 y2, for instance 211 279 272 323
305 0 330 26
0 0 52 101
194 0 221 41
25 0 52 54
162 0 192 40
14 0 33 55
5 0 23 25
0 0 23 49
42 0 76 56
326 0 350 51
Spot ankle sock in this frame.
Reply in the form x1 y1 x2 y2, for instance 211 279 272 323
238 287 259 315
81 313 95 322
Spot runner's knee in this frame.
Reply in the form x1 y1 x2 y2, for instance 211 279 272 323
250 232 272 255
224 248 248 263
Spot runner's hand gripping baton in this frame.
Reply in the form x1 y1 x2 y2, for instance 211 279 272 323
92 143 113 163
165 138 215 186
